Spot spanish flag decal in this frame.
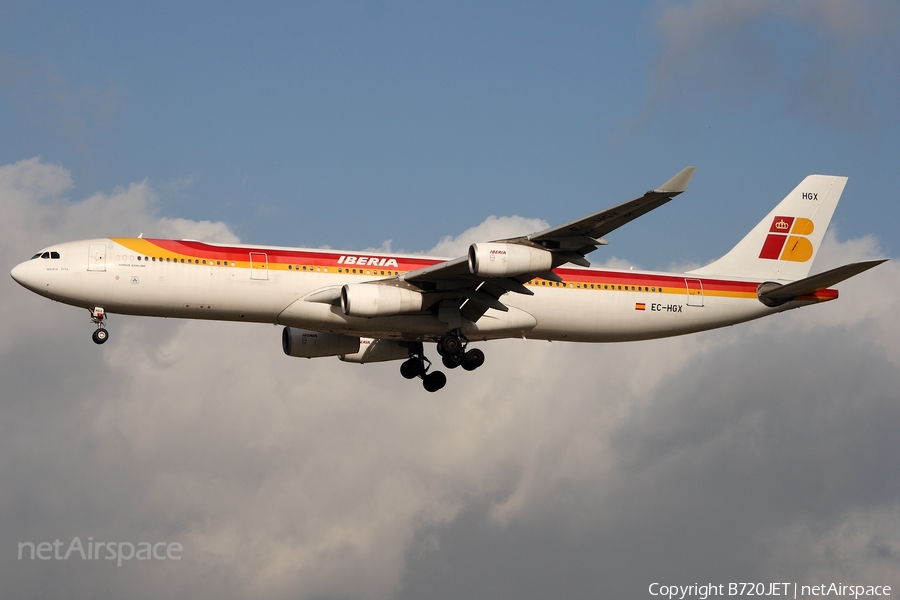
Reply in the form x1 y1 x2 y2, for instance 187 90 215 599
635 302 646 311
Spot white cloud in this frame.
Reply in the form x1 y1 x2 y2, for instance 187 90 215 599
154 217 239 243
427 215 550 257
2 159 899 598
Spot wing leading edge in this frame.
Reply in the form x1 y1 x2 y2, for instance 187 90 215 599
395 167 697 323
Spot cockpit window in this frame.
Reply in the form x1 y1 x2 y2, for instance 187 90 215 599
50 251 60 259
41 252 50 259
31 253 41 260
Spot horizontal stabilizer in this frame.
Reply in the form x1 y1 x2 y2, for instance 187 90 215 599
758 259 886 305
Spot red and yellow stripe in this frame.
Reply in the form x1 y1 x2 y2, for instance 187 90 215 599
111 238 838 303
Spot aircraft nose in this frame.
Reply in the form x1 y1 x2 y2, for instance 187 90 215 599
10 261 28 286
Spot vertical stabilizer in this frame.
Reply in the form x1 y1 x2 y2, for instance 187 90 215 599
687 175 847 282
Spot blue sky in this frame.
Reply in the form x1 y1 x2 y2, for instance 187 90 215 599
3 2 896 266
2 3 900 599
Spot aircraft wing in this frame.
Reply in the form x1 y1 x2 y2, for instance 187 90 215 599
522 166 696 256
394 167 696 323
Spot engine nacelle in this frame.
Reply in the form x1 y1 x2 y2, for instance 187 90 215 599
340 338 410 363
468 242 553 277
341 283 424 317
282 327 360 358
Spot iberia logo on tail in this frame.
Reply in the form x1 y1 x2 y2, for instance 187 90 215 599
758 216 815 262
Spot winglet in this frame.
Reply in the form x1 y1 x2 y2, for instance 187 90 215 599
656 167 696 194
654 167 697 194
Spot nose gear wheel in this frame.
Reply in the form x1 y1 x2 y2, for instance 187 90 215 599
90 307 109 344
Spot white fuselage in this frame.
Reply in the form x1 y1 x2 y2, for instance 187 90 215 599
11 237 834 345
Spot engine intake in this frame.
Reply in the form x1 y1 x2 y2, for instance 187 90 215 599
468 243 553 278
282 327 360 358
341 283 424 317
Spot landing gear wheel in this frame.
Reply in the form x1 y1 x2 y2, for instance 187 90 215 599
462 348 485 371
400 358 425 380
439 334 461 356
442 353 462 369
423 371 447 392
92 328 109 345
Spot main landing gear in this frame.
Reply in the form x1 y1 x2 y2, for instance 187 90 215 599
436 332 485 372
90 307 109 345
400 343 447 392
399 332 486 393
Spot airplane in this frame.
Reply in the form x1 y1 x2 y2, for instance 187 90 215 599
10 167 886 392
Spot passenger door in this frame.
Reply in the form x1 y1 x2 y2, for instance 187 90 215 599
88 244 106 272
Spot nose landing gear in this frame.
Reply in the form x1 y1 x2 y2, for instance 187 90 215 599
90 307 109 344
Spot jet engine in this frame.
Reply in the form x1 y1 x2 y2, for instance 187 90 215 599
282 327 360 358
340 283 424 317
468 242 553 277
